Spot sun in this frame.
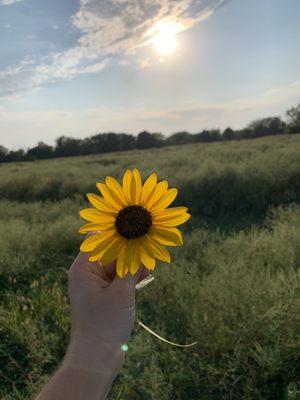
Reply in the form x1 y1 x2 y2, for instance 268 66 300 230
153 23 178 56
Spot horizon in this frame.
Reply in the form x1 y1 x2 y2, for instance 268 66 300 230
0 107 295 153
0 0 299 150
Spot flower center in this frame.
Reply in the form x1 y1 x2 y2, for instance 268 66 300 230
115 205 152 239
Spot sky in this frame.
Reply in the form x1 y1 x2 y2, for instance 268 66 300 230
0 0 299 149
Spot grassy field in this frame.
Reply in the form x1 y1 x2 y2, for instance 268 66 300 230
0 134 300 399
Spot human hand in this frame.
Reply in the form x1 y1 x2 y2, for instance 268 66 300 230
37 243 149 400
65 242 149 375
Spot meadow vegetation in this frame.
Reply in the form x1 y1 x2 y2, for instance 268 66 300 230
0 134 299 399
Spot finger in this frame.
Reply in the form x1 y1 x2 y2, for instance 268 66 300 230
70 231 101 274
70 231 96 264
98 259 117 282
110 264 144 289
137 266 150 283
100 260 149 284
69 255 104 283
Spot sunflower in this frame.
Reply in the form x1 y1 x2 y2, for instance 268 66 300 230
79 169 190 277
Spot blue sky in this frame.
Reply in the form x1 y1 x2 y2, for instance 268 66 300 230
0 0 299 149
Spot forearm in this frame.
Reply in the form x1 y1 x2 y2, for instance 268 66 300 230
36 336 124 400
36 365 113 400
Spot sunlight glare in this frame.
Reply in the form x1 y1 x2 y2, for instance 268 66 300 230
153 22 178 56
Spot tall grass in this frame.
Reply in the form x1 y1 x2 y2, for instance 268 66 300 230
0 135 299 399
1 135 299 218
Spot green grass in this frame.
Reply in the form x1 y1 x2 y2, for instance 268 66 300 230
0 135 300 399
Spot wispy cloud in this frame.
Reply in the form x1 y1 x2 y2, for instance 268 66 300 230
0 0 23 5
140 81 300 128
138 58 151 69
0 0 226 100
1 80 298 149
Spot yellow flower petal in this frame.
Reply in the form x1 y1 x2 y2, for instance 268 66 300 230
123 239 141 275
154 213 191 227
96 183 123 210
80 233 101 252
116 243 128 278
106 176 128 206
140 172 157 205
152 206 188 219
122 169 133 204
144 180 168 211
101 236 123 266
79 208 116 222
149 188 178 212
132 169 142 204
129 173 137 204
86 194 118 214
148 226 183 246
79 222 115 234
142 235 171 263
88 231 117 261
141 248 156 270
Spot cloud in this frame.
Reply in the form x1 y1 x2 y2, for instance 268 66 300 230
138 80 300 129
0 0 226 100
0 58 36 100
0 0 23 5
119 59 131 67
0 80 299 149
138 58 151 69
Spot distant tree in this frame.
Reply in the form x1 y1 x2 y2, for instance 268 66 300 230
88 133 113 153
78 137 93 155
137 131 162 149
194 130 210 142
236 128 253 140
118 133 137 151
152 133 165 147
55 136 83 157
89 134 105 154
165 131 192 146
223 127 235 140
87 133 138 153
248 117 285 137
104 133 121 152
285 103 300 133
106 132 122 151
5 149 25 162
26 142 54 160
209 129 222 141
193 129 221 142
0 145 8 162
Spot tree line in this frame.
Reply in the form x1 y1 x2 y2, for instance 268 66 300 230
0 103 299 163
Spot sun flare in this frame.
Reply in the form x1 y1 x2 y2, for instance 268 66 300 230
153 23 178 56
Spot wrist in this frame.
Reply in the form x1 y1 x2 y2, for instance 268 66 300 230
63 333 125 376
